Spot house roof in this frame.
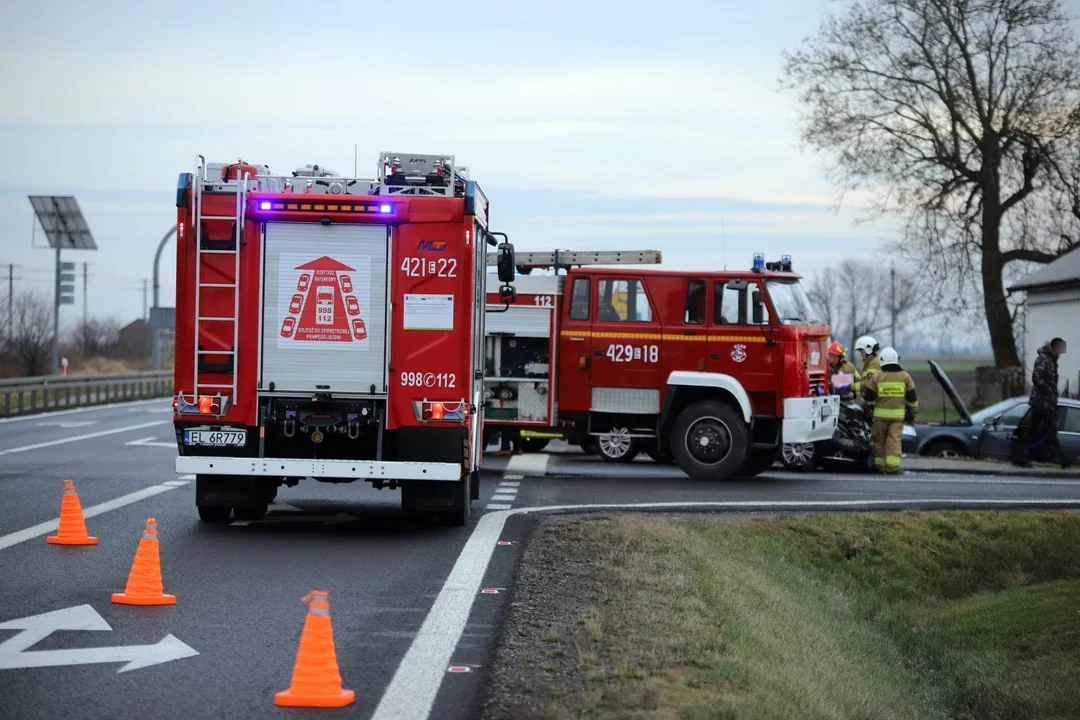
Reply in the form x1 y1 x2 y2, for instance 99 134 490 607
1009 245 1080 292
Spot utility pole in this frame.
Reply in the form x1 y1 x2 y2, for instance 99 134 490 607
82 262 88 324
6 263 13 334
142 279 148 321
889 264 897 348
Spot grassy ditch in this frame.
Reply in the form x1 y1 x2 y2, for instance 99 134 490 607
482 511 1080 720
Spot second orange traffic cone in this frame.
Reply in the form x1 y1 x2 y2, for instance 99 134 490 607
111 518 176 606
47 479 98 545
275 591 355 708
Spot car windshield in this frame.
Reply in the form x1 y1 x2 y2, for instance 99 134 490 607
970 398 1021 424
765 280 820 325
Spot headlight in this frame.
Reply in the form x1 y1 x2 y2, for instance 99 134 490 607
902 424 917 438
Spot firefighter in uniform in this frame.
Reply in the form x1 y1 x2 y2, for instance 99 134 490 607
827 341 859 401
860 347 917 474
852 335 881 396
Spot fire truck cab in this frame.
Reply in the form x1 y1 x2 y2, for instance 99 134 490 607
483 251 839 479
171 152 516 526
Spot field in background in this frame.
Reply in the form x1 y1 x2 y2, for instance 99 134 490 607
901 355 993 422
484 512 1080 720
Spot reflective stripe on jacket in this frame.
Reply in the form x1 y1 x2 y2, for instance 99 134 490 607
861 367 918 421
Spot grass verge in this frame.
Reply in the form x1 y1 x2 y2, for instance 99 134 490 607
482 511 1080 720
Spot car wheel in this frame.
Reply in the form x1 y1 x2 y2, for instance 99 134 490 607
780 442 816 471
596 428 640 463
922 439 968 459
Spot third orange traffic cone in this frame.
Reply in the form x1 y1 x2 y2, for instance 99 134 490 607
111 518 176 606
275 591 355 708
47 479 98 545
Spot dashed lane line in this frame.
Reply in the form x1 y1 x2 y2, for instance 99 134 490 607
372 496 1080 720
0 482 186 552
0 421 171 456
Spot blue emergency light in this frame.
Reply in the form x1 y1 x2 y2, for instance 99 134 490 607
379 204 392 213
260 201 271 210
752 253 765 272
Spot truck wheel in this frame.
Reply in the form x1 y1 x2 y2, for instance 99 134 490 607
520 437 550 453
441 473 471 527
198 506 232 523
403 475 471 527
596 428 640 463
671 399 748 480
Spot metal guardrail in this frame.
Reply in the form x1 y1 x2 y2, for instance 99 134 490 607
0 371 174 417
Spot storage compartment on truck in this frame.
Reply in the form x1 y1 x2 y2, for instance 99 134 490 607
259 222 390 394
483 303 553 422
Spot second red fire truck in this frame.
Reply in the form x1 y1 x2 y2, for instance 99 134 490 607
171 152 517 525
482 251 839 479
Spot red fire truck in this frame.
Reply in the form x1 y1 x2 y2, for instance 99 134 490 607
482 250 839 479
171 152 517 525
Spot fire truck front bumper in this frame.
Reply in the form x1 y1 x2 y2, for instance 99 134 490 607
782 395 840 444
174 456 462 481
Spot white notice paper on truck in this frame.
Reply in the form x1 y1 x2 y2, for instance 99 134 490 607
403 294 454 331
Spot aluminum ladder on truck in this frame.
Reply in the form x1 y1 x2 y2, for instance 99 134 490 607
190 156 248 406
486 249 663 272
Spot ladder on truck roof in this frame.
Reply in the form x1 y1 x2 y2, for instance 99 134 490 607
190 155 247 405
485 249 663 271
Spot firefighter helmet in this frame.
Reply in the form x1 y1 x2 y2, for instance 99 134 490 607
827 341 845 357
854 335 878 355
879 347 900 365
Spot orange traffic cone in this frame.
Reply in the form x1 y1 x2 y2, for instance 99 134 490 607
47 479 98 545
111 518 176 606
275 591 355 708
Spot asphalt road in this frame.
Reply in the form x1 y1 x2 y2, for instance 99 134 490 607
2 401 1080 720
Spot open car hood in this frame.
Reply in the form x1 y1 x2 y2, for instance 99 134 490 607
926 359 973 426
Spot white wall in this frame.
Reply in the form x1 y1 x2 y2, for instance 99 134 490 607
1023 285 1080 396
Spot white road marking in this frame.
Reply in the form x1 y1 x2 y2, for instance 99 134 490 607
178 474 195 480
0 604 198 672
0 420 170 456
0 398 166 423
502 474 524 480
484 503 512 510
505 454 550 476
490 494 517 502
497 481 521 488
125 436 177 448
372 496 1080 720
163 480 189 486
35 421 97 429
0 484 178 552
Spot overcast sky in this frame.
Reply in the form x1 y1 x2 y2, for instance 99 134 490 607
2 0 910 329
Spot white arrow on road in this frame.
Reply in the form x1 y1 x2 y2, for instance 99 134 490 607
125 436 176 448
231 512 358 527
0 604 198 673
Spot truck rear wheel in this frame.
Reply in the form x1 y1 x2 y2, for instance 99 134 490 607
198 506 232 523
671 399 748 481
596 428 640 463
520 437 550 453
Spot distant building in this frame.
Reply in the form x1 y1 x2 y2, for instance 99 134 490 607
1009 246 1080 397
118 319 152 360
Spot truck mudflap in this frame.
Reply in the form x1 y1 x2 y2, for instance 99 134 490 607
175 456 461 481
782 395 840 444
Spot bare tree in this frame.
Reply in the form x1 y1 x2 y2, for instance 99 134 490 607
782 0 1080 369
807 259 927 351
6 290 53 376
68 318 121 359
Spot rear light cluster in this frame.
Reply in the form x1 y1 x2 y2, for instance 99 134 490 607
412 400 469 423
174 393 231 417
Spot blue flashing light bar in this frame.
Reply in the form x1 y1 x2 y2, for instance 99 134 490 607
251 199 398 216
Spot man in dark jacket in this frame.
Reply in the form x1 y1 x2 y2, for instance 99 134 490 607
1012 338 1072 469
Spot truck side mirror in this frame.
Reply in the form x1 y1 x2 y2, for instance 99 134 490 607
751 290 764 325
496 242 516 284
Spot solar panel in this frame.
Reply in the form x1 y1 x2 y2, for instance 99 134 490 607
28 195 97 250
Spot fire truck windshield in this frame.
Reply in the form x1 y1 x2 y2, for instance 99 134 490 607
765 280 820 325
